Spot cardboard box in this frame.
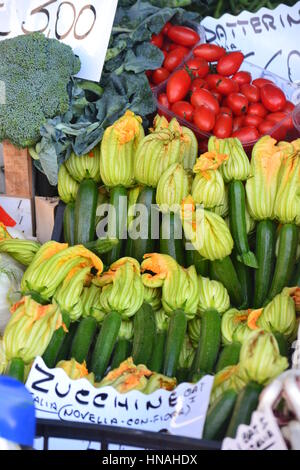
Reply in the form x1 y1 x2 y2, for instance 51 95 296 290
35 197 59 243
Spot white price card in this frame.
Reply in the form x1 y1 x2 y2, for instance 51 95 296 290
0 0 118 81
201 2 300 83
26 357 214 450
222 408 287 451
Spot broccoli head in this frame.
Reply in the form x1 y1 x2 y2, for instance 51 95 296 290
0 33 81 148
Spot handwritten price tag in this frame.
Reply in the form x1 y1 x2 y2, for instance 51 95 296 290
26 357 214 450
0 0 118 81
201 2 300 84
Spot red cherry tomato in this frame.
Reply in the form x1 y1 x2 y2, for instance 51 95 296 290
186 57 209 78
219 106 233 116
171 101 194 122
260 84 287 112
217 52 244 76
252 78 274 89
232 116 244 132
232 126 259 143
206 74 222 89
248 102 268 118
267 112 293 129
193 106 216 132
232 71 252 85
243 114 263 127
213 113 233 138
166 69 192 103
227 93 248 116
152 67 170 85
283 101 295 113
167 26 200 47
190 78 209 93
193 44 226 62
158 93 170 109
212 91 223 103
240 84 260 103
191 88 220 115
151 32 164 49
164 47 189 72
258 120 287 140
213 77 239 95
162 22 172 36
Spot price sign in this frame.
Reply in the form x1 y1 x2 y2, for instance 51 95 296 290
0 0 118 81
201 2 300 84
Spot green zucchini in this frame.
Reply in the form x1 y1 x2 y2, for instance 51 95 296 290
106 185 128 265
203 389 238 441
229 180 258 268
7 358 25 383
148 330 166 373
232 251 253 309
91 311 121 381
186 249 209 276
43 312 71 368
191 309 221 376
127 187 156 263
74 179 98 245
56 322 79 363
63 202 75 246
176 368 189 384
267 223 299 302
253 220 277 308
132 304 156 367
163 309 187 378
290 262 300 287
210 256 244 308
273 332 289 357
84 238 119 256
226 381 263 438
215 342 241 373
70 317 98 364
110 338 132 370
160 212 185 266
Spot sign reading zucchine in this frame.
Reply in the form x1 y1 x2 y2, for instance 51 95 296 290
0 0 118 81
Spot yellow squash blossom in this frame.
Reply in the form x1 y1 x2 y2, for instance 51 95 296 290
273 151 300 225
54 266 91 321
198 276 230 314
65 148 101 183
56 358 95 384
156 163 190 213
57 163 79 204
208 136 251 182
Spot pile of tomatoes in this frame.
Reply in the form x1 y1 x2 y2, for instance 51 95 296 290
155 43 295 143
148 24 200 87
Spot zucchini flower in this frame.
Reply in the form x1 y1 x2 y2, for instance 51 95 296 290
210 365 246 405
134 129 181 187
208 137 250 182
96 358 152 393
141 253 199 319
0 339 8 374
56 358 95 384
247 287 298 340
246 136 283 220
192 151 227 210
57 163 79 204
119 320 134 341
94 257 144 319
213 185 229 218
65 148 101 183
54 266 91 321
156 163 190 213
0 223 12 240
181 196 234 261
4 296 66 363
143 373 177 394
239 330 288 385
188 317 201 348
81 284 105 323
178 335 195 370
144 286 162 312
154 308 170 332
100 111 144 187
21 243 103 301
273 152 300 225
198 276 230 315
0 239 41 266
221 308 252 345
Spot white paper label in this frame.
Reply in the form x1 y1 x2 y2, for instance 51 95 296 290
222 408 287 450
201 2 300 83
26 357 214 448
292 324 300 369
0 0 118 81
0 196 33 236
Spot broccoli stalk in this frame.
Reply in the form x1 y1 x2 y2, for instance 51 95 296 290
0 33 81 148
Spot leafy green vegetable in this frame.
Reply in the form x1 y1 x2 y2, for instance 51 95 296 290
31 0 201 185
0 33 80 148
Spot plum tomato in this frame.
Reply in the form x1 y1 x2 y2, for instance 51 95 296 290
213 113 233 138
164 47 189 72
193 44 226 62
166 69 192 103
240 84 260 103
171 101 194 122
191 88 220 115
260 84 287 112
232 126 259 143
252 78 274 88
186 57 209 78
152 67 170 85
162 22 172 36
248 102 268 118
232 116 244 132
151 32 164 49
232 71 252 85
193 106 216 132
217 51 244 76
190 78 209 93
213 77 239 95
158 93 171 109
167 26 200 47
243 114 263 127
227 92 249 116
